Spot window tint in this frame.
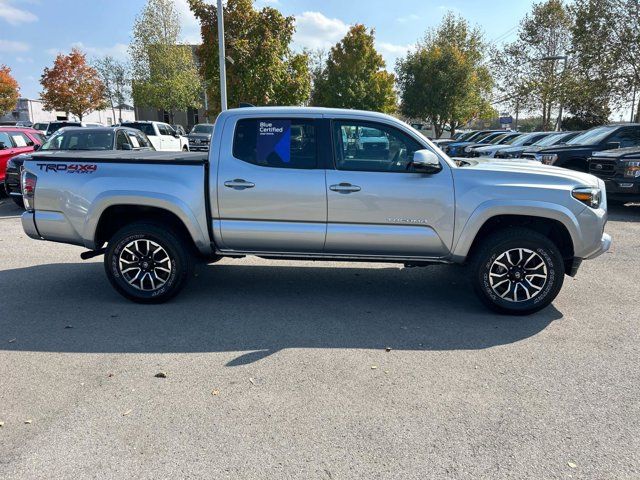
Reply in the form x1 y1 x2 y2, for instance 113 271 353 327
233 118 317 169
10 132 33 147
41 130 114 151
122 122 156 136
607 128 640 148
158 124 173 136
116 130 130 150
333 121 423 172
0 132 13 149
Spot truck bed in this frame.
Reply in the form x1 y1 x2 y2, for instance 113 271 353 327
28 150 208 164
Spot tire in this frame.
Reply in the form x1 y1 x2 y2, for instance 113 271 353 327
104 222 194 303
182 146 189 152
470 228 565 315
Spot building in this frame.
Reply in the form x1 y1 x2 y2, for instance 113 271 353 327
134 105 209 131
0 98 136 126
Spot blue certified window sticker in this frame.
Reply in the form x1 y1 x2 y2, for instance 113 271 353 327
257 120 291 164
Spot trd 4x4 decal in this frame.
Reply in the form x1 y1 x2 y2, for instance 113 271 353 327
36 163 97 173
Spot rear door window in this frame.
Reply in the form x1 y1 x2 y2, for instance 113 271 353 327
0 132 14 149
233 118 317 169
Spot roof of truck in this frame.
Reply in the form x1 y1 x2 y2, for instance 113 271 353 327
220 106 398 119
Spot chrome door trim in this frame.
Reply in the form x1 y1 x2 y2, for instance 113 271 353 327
213 248 451 263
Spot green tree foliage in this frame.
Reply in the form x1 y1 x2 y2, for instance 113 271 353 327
396 13 493 138
310 25 396 114
93 55 131 123
571 0 640 122
129 0 202 123
492 0 573 130
188 0 310 113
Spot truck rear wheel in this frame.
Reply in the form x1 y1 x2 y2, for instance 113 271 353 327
104 222 194 303
470 228 565 315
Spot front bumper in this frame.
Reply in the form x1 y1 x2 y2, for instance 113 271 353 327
189 145 210 151
602 178 640 201
583 232 612 260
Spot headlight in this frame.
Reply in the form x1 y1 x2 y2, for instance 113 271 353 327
540 154 558 165
464 146 471 153
623 160 640 178
572 187 602 209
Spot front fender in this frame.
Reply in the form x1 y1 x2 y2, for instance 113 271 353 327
83 191 212 254
451 199 585 261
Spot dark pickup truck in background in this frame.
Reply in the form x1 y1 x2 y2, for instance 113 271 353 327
589 147 640 204
536 124 640 171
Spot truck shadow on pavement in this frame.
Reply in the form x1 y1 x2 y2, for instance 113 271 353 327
0 261 562 365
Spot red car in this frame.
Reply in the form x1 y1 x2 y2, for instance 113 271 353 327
0 127 44 185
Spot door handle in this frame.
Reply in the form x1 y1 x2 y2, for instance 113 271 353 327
224 179 255 190
330 183 361 193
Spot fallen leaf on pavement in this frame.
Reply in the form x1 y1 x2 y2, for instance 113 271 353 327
568 462 577 469
0 421 4 427
24 419 32 424
385 347 392 352
249 378 256 385
107 373 114 377
212 389 220 396
8 338 16 343
122 409 132 416
371 365 378 370
155 372 167 378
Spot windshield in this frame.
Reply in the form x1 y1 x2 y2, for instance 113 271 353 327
360 127 384 138
501 134 523 145
191 124 213 134
567 125 617 145
33 123 48 131
480 132 507 144
457 131 476 141
41 130 114 151
122 122 156 136
531 132 564 147
509 132 543 146
47 122 81 135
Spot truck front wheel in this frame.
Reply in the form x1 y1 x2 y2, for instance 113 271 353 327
104 222 194 303
470 228 565 315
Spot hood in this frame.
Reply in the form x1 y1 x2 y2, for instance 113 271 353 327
591 146 640 159
187 133 212 140
456 157 599 187
537 144 594 154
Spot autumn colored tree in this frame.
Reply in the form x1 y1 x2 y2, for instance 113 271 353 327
188 0 310 113
0 65 19 116
40 49 106 120
311 25 396 113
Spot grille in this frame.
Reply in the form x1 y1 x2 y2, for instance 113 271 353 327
589 159 617 177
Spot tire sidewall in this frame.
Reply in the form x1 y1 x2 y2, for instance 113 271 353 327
106 228 184 302
475 236 563 314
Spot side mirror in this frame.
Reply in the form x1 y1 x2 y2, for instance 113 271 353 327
411 149 443 174
33 144 40 151
0 142 7 150
606 141 621 149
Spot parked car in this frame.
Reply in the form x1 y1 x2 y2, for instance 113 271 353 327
444 130 506 156
121 121 189 152
355 125 390 157
45 121 83 137
32 122 49 135
0 127 44 197
588 146 640 205
536 124 640 171
463 132 522 157
432 130 477 150
4 126 154 207
519 131 582 159
187 123 214 152
474 132 554 158
172 124 187 136
18 107 610 315
492 132 562 159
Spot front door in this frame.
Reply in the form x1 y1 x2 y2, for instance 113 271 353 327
217 117 327 253
325 120 455 258
159 124 180 151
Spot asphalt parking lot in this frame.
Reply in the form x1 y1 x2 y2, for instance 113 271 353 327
0 198 639 479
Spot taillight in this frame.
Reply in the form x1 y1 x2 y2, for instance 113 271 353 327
21 170 37 211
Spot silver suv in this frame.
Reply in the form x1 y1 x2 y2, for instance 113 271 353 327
19 107 610 314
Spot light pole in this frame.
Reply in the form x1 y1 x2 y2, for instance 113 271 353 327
217 0 228 111
540 55 568 131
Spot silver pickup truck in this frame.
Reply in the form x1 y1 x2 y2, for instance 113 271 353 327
19 107 611 315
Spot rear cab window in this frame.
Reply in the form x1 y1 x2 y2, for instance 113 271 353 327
232 118 317 169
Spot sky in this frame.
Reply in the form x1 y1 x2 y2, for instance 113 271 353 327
0 0 534 102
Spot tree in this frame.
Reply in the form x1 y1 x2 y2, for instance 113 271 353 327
130 0 202 123
310 25 396 113
0 65 19 116
571 0 640 122
40 49 106 121
188 0 310 113
396 13 493 138
492 0 573 130
93 56 131 123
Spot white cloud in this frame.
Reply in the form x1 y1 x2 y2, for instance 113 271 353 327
0 0 38 25
376 42 413 70
174 0 201 44
15 56 33 63
0 39 29 52
293 11 350 50
46 42 129 60
396 13 420 23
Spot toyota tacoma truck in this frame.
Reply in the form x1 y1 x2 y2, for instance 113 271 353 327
19 107 611 315
588 146 640 204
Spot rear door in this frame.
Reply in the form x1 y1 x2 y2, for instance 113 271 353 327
325 118 455 258
159 124 180 151
216 115 327 252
